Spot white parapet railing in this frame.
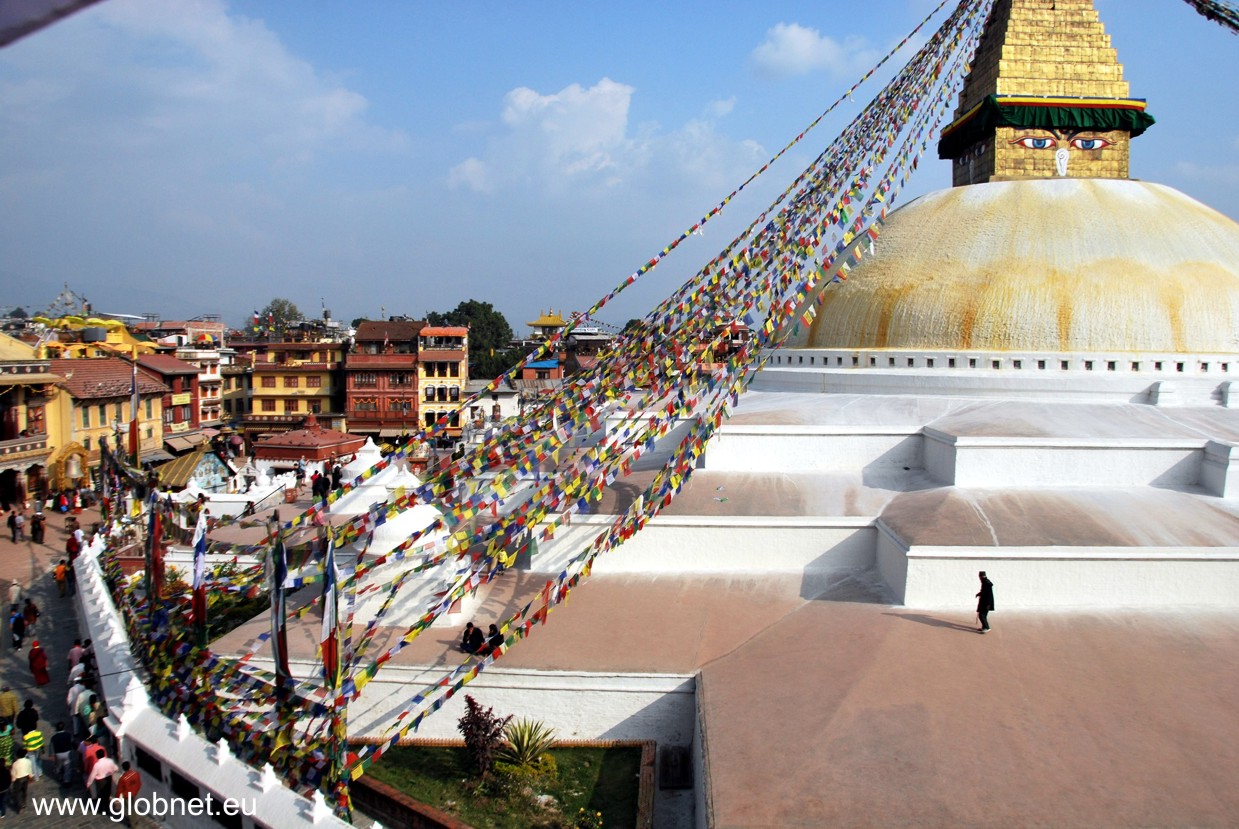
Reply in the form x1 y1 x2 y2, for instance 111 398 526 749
74 534 349 829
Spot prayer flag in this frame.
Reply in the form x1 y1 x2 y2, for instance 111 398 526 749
320 532 341 691
192 508 208 642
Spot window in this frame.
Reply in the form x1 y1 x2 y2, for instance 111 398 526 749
1013 360 1022 370
262 376 276 388
907 358 915 367
99 404 107 424
261 399 276 412
425 387 435 401
146 398 153 418
1085 361 1094 371
927 358 935 368
1107 361 1117 371
284 376 299 388
309 401 321 414
82 407 91 429
356 372 377 387
1037 360 1046 370
969 359 977 368
948 358 956 368
449 386 460 402
286 399 300 412
83 436 91 450
424 412 436 426
391 373 410 387
437 385 448 402
164 409 173 425
307 376 322 388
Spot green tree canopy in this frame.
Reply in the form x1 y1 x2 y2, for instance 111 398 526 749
256 298 303 335
9 307 27 319
426 300 520 379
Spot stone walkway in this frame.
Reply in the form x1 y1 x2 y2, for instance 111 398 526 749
0 504 154 827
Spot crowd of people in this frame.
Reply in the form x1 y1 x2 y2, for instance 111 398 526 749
0 636 138 819
1 499 143 823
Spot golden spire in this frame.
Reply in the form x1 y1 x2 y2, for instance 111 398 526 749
938 0 1154 185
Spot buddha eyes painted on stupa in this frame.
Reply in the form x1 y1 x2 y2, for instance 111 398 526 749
1008 129 1114 152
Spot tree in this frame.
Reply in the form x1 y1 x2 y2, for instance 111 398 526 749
10 307 27 319
426 300 519 379
256 298 303 336
457 695 511 779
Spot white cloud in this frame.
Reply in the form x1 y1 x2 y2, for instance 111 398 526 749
1172 160 1239 185
449 78 763 200
448 157 491 193
499 78 634 178
749 22 878 79
1 0 405 170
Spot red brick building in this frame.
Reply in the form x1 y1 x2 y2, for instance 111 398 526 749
345 319 424 439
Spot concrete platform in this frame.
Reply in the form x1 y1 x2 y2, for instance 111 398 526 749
212 571 1239 828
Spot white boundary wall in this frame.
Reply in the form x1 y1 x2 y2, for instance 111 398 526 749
74 536 348 829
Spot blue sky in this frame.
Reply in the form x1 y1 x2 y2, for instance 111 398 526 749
1 0 1235 333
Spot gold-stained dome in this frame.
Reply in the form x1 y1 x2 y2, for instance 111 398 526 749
794 179 1239 354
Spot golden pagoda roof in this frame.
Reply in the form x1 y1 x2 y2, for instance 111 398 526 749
528 311 568 327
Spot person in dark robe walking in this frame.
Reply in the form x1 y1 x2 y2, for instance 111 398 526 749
28 642 50 686
976 571 995 633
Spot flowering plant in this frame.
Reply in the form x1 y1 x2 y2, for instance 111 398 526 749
575 807 603 829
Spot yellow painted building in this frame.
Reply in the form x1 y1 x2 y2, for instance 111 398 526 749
418 326 469 439
47 358 169 483
245 342 346 439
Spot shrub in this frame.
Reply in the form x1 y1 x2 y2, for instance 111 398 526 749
575 807 604 829
457 695 511 779
499 718 558 768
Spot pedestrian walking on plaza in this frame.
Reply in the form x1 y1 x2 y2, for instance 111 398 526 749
54 558 69 597
976 571 995 633
67 680 87 739
30 510 45 544
50 721 73 784
7 579 20 611
0 687 17 721
6 510 15 543
22 597 39 633
21 721 43 780
9 608 25 651
13 510 25 542
29 641 50 687
0 758 9 817
0 719 13 763
15 700 37 736
86 747 118 802
9 750 31 812
115 760 142 825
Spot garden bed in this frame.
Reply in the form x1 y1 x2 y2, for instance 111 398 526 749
355 740 654 829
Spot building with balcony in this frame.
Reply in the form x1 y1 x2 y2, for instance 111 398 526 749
417 326 469 442
345 319 424 439
221 352 252 427
174 345 225 427
48 357 170 477
242 341 346 446
0 333 64 507
136 353 208 455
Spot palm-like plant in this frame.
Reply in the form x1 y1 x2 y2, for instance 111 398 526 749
497 717 557 768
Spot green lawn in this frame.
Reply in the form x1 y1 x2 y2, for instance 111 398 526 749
365 745 642 829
